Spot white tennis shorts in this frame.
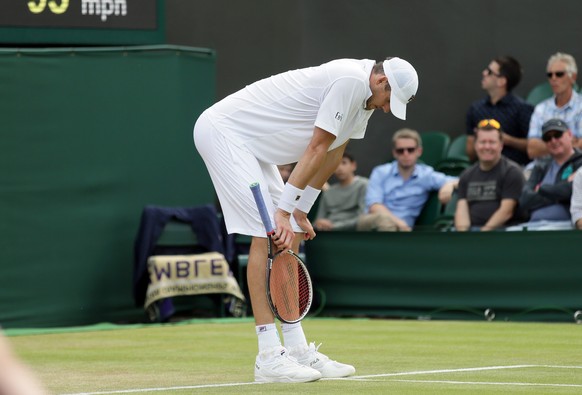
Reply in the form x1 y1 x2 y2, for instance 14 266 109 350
193 111 304 237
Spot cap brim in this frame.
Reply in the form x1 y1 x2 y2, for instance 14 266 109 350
390 91 407 120
542 127 568 135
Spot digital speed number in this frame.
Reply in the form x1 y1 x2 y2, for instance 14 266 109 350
28 0 69 14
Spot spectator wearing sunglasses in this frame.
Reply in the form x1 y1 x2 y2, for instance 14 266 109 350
527 52 582 159
465 56 534 166
513 119 582 230
360 128 458 231
571 169 582 230
455 119 525 231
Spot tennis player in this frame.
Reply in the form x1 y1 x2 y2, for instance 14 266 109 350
194 57 418 383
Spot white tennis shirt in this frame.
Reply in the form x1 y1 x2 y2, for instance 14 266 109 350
206 59 375 165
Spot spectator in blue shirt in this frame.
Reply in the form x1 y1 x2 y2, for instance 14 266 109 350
466 56 533 166
359 128 458 231
527 52 582 159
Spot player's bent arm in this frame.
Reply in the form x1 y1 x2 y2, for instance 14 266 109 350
481 199 517 231
527 138 548 159
454 198 471 231
293 141 349 236
283 127 337 241
307 140 349 189
287 126 337 190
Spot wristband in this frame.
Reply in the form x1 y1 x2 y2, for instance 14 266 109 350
278 183 303 213
296 185 321 214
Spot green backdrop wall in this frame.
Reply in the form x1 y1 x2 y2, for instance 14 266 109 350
0 45 216 328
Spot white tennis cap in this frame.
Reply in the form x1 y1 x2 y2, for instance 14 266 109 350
383 57 419 120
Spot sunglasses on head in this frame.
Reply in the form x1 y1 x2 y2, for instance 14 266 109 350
542 130 564 142
394 147 417 154
547 71 566 78
477 118 501 130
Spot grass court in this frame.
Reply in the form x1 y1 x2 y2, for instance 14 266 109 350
7 318 582 394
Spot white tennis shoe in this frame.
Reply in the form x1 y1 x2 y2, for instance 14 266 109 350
289 342 356 378
254 346 322 383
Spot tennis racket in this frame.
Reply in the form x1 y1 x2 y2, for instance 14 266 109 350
250 182 313 324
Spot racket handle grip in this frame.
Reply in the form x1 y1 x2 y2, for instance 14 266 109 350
250 182 275 233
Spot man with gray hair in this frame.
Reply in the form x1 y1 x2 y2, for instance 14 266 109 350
527 52 582 159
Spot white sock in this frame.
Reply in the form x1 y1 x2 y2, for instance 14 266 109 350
256 323 281 353
281 322 308 349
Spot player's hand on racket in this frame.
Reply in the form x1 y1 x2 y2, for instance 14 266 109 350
273 209 295 251
293 210 316 240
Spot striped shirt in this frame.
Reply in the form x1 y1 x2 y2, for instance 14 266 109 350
528 90 582 140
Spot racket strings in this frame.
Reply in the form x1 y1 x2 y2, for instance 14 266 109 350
270 253 311 322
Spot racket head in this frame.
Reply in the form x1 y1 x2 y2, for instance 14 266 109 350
266 250 313 324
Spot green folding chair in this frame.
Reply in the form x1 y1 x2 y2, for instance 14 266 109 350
419 131 450 168
526 82 553 106
435 135 471 176
414 191 442 230
433 189 458 231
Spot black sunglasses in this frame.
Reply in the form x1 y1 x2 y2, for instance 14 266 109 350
486 67 501 77
546 71 566 78
542 130 564 142
394 147 417 154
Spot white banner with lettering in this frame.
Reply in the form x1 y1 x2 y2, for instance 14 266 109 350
145 252 245 311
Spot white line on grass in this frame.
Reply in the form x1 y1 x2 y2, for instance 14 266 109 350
541 365 582 369
59 382 261 395
59 364 582 395
333 364 536 380
391 379 582 388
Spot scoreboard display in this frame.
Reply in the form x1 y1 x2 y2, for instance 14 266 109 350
0 0 164 45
